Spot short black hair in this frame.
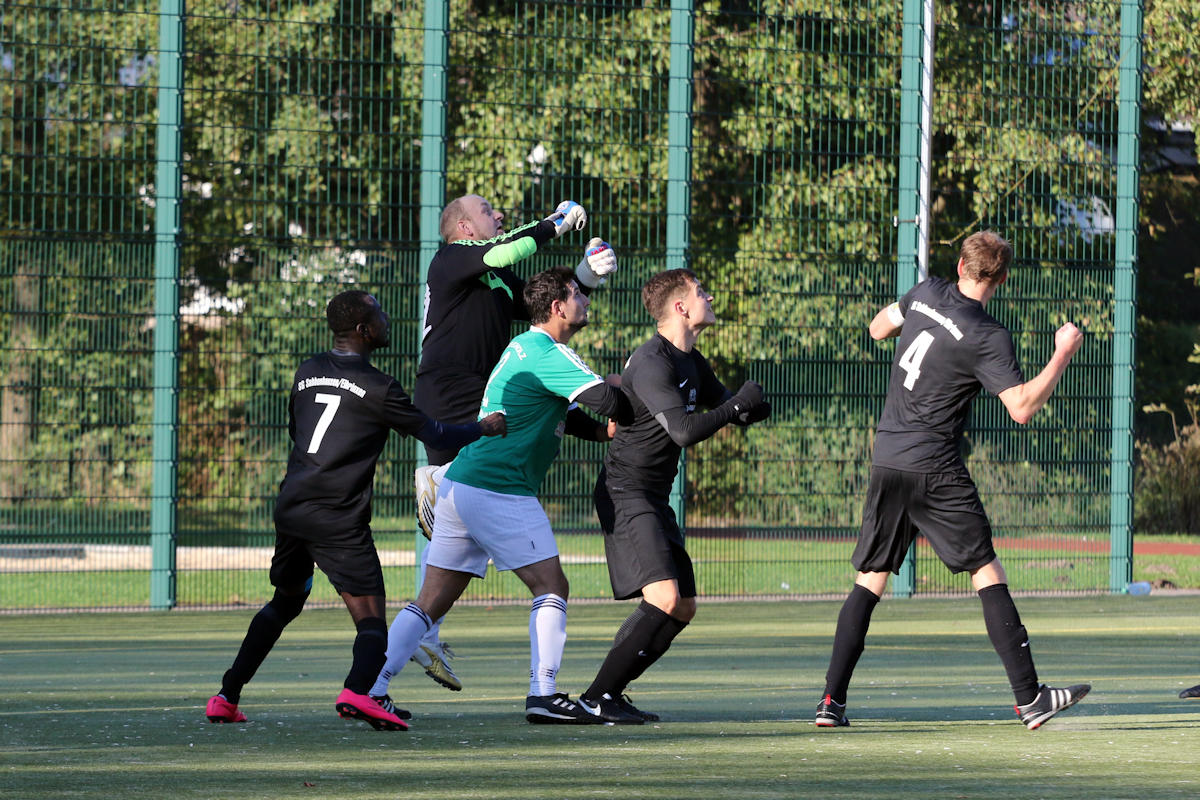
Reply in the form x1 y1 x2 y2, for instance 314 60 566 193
326 290 375 333
523 266 576 324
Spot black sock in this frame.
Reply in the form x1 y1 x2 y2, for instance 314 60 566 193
344 616 388 695
619 613 688 693
220 591 307 704
583 601 672 701
823 584 880 704
978 583 1039 706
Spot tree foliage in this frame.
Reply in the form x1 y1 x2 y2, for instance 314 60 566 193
0 0 1173 538
1143 0 1200 146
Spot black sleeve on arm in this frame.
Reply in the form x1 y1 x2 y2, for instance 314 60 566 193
652 400 740 447
435 220 555 285
414 418 484 453
526 219 557 247
433 241 491 285
575 383 635 426
691 352 769 427
383 380 483 451
633 347 741 446
564 406 606 441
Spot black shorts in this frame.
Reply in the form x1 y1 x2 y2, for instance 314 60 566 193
269 527 385 597
852 465 996 575
594 475 696 601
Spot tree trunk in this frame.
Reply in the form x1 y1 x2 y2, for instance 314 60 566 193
1 271 39 499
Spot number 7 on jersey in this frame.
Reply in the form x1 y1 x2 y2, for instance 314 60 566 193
307 393 341 453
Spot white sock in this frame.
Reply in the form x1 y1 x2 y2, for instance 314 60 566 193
528 593 567 697
420 617 444 646
369 604 431 697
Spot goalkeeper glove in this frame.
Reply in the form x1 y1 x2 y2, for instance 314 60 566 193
575 238 617 288
545 200 587 237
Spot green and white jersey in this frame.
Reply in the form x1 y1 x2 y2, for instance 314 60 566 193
447 327 604 496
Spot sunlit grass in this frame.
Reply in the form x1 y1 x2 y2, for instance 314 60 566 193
3 597 1200 799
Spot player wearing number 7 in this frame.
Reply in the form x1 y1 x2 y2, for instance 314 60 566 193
815 231 1090 731
205 290 506 731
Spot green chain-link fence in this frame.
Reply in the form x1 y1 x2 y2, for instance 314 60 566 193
0 0 1139 611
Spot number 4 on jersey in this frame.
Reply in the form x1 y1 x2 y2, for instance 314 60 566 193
897 330 935 390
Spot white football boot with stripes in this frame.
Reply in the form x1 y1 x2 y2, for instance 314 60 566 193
414 463 449 540
1015 683 1090 730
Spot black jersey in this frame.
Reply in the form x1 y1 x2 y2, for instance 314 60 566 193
604 334 731 497
415 219 557 423
274 352 475 538
872 276 1024 473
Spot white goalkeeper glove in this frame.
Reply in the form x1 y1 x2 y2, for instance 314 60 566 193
545 200 587 238
575 238 617 289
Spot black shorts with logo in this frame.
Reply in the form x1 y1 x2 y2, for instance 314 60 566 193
594 475 697 601
269 526 386 597
853 465 996 575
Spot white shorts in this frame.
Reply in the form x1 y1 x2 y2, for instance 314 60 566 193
425 478 559 576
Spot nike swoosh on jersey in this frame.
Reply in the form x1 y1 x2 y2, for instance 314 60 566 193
678 379 688 388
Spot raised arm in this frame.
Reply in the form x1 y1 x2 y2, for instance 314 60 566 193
997 323 1083 425
869 302 905 340
480 220 557 270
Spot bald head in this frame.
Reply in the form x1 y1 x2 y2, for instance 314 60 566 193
440 195 504 242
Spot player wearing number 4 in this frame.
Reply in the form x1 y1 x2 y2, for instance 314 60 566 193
815 231 1090 731
205 291 506 731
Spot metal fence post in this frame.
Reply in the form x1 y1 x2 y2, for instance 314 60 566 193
892 0 933 599
1110 0 1142 592
150 0 184 610
415 0 449 595
667 0 694 531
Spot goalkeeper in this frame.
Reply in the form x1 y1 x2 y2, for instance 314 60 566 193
576 268 771 724
394 195 617 699
417 195 615 461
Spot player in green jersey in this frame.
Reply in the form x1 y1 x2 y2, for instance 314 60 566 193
370 266 632 725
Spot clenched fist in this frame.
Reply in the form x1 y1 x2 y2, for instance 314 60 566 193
1054 322 1083 358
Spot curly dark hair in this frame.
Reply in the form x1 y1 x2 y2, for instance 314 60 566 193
326 290 375 333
